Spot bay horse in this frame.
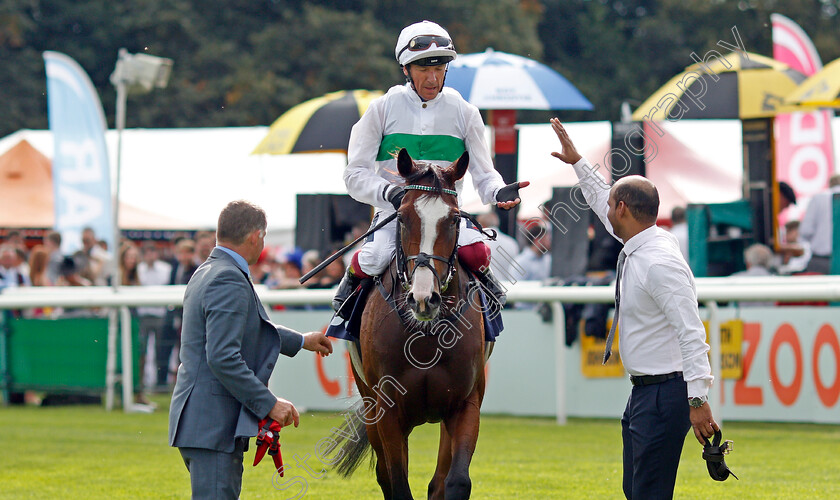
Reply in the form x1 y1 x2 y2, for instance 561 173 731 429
331 148 488 499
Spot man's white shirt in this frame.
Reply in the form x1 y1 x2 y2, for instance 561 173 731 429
800 185 840 256
571 158 713 398
138 259 173 317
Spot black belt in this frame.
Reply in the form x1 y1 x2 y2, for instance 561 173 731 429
630 371 682 386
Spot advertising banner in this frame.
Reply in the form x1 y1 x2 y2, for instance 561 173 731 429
268 307 839 423
43 51 112 253
771 14 835 224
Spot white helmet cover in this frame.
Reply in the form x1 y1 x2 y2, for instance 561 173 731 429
395 20 457 66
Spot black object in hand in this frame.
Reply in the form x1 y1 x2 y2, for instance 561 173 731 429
703 429 738 481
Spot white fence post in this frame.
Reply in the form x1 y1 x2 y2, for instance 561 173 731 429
551 302 567 425
120 306 136 413
105 308 118 411
706 301 722 427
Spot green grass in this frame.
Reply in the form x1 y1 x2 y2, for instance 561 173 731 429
1 395 838 499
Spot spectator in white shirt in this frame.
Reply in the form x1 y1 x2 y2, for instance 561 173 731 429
800 174 840 274
0 244 30 290
43 230 64 285
730 243 776 308
477 211 520 281
512 222 551 311
778 220 811 275
137 242 173 391
551 118 717 500
513 222 551 282
668 205 689 262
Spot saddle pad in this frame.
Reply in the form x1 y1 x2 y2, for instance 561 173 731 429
325 278 503 342
325 279 373 342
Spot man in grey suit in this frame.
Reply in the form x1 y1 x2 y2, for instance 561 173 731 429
169 200 333 499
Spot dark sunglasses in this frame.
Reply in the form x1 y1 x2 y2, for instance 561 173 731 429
398 35 453 58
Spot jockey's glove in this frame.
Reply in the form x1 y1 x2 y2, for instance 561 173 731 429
387 186 406 211
496 181 523 205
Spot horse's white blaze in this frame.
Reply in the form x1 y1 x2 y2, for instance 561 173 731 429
409 197 449 306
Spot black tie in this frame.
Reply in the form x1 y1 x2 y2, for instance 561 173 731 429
603 250 626 364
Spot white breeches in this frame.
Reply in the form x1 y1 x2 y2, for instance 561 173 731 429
356 208 484 276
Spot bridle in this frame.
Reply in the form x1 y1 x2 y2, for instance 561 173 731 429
395 184 460 293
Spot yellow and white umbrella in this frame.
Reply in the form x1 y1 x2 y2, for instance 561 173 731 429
633 52 807 121
784 57 840 108
252 89 383 155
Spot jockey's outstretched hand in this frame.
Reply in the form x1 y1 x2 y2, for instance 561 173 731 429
496 180 530 210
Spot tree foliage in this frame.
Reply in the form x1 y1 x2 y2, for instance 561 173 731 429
0 0 837 138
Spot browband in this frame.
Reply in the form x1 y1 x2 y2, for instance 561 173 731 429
404 184 458 196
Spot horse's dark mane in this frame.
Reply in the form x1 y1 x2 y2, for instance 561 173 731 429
403 162 451 194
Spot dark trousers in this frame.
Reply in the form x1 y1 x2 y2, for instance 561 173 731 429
179 439 247 499
621 375 690 500
156 309 181 387
805 255 831 274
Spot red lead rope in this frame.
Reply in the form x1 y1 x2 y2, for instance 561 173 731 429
253 418 284 476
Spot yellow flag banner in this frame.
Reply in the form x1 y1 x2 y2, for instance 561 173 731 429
580 319 625 378
703 319 744 379
579 319 743 379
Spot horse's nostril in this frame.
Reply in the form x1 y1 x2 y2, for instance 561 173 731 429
427 292 441 309
407 295 417 308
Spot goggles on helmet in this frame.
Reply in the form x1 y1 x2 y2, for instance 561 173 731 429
397 35 453 59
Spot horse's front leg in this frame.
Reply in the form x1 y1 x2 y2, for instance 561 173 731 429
376 403 413 499
442 390 482 500
427 422 452 500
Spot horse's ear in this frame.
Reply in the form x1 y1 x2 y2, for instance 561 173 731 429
441 151 469 184
397 148 414 178
453 151 469 181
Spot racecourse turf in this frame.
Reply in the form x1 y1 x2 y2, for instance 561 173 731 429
1 394 838 499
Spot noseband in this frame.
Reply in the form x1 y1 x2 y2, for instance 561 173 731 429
396 185 459 292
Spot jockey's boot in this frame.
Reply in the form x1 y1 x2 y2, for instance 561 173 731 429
332 268 363 319
476 267 507 308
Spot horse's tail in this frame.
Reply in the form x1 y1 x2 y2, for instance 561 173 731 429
332 399 372 478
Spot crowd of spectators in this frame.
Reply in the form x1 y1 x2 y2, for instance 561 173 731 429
2 183 837 404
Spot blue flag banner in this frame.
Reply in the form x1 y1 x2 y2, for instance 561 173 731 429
43 51 112 254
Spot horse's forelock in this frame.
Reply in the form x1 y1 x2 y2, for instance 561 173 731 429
404 163 450 195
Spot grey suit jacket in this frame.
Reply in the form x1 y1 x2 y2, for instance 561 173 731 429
169 248 303 453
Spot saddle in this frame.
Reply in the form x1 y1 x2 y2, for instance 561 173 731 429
325 270 502 344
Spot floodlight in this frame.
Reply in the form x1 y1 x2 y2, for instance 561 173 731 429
110 49 173 95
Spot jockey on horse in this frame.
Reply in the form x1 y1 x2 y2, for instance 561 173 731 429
333 20 530 318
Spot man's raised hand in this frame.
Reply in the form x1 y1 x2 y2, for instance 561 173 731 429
550 118 582 165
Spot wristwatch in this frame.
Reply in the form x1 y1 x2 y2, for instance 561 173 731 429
688 395 708 408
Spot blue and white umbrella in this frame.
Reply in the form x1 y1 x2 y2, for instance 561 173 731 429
445 48 593 110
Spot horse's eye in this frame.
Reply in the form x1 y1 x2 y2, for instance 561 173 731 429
452 216 460 225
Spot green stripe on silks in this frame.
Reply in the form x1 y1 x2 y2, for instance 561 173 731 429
377 134 466 162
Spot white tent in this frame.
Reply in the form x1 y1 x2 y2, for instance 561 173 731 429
505 120 746 219
3 119 837 244
0 127 348 246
